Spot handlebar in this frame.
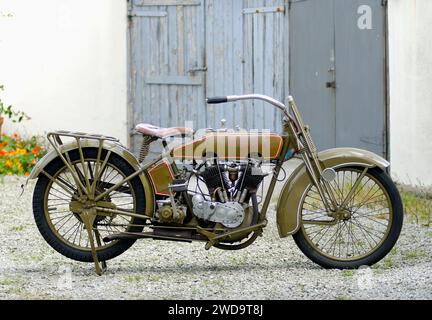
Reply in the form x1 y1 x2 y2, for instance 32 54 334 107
206 94 289 114
206 97 228 104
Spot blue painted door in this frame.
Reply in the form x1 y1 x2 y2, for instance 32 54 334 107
129 0 207 153
205 0 288 132
129 0 289 154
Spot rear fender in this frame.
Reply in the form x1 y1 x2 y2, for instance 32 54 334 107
276 148 390 238
28 140 155 217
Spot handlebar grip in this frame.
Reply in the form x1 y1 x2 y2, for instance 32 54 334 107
206 97 228 104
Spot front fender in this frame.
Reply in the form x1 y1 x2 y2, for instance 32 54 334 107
276 148 390 238
28 139 155 217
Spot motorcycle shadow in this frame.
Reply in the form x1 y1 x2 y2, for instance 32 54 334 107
112 260 320 274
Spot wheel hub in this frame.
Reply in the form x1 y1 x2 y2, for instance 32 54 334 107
69 199 96 213
329 208 353 221
69 193 113 224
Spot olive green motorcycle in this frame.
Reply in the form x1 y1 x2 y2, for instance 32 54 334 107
29 95 403 275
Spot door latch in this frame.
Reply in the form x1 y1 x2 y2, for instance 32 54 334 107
326 81 336 89
188 66 207 73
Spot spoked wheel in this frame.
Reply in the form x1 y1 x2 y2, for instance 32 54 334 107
33 148 146 263
293 166 403 269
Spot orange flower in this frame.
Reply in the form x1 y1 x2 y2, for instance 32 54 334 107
0 150 5 157
12 133 20 140
32 146 40 155
24 172 30 176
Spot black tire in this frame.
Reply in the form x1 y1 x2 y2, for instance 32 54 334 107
293 167 403 269
33 148 146 263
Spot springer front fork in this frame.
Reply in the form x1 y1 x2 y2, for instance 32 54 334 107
286 97 339 213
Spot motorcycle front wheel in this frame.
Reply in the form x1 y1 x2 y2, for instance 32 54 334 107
32 148 147 263
293 166 403 269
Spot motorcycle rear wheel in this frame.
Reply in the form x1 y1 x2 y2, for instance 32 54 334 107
32 148 146 263
293 166 403 269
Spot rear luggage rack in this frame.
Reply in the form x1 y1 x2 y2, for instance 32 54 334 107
47 131 120 145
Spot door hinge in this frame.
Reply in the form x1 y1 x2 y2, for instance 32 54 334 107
242 6 285 15
382 0 388 7
128 10 167 17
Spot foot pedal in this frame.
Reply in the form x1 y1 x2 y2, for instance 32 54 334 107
205 241 214 251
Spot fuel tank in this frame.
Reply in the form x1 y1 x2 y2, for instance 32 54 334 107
172 132 284 161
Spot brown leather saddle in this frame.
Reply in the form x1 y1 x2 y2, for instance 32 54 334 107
135 123 193 139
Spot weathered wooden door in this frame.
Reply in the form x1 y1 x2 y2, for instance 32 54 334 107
128 0 206 152
129 0 289 154
290 0 388 157
205 0 288 131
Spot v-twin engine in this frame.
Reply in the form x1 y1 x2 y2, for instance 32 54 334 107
192 195 244 229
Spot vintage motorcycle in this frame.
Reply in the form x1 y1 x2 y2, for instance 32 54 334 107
28 95 403 275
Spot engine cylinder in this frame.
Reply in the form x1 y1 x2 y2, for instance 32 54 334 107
236 167 265 191
201 165 230 191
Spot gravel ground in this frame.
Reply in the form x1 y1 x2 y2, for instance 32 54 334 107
0 175 431 300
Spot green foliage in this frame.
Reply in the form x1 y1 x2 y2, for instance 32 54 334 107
403 249 429 261
400 189 432 227
341 270 355 277
382 257 394 269
125 275 142 283
0 85 30 123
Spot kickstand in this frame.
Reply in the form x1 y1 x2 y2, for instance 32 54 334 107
81 211 107 276
94 230 107 275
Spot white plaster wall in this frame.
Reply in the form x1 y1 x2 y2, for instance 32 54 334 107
0 0 129 144
389 0 432 186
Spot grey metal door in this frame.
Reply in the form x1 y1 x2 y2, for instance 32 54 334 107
289 0 388 157
128 0 206 152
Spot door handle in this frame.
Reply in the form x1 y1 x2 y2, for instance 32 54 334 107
326 81 336 89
